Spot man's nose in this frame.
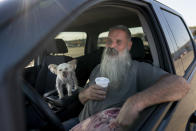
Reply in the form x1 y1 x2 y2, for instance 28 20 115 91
109 42 117 48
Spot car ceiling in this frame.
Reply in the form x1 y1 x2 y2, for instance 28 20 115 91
66 6 141 32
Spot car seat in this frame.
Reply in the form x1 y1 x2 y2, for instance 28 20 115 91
131 37 145 60
34 39 83 121
35 38 73 95
75 47 104 87
131 37 152 63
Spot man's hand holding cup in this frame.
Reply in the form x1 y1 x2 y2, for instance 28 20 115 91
79 77 110 104
89 77 110 100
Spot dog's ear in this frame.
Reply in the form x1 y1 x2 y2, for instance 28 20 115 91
68 59 77 70
48 64 57 75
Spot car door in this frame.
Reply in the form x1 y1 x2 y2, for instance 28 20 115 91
161 8 196 131
148 1 196 131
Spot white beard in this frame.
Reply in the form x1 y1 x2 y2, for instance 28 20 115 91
100 47 132 88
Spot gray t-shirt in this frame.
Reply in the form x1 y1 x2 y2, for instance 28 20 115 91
79 60 168 121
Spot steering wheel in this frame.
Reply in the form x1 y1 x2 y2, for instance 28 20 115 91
22 80 65 131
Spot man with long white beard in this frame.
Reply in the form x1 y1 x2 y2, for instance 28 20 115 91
63 25 190 130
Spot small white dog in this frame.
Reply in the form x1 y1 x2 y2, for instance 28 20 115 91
48 59 78 98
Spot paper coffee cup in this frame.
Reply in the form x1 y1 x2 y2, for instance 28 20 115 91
95 77 110 88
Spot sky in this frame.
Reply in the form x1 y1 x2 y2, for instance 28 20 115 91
157 0 196 27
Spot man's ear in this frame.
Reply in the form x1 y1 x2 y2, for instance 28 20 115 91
68 59 77 70
48 64 57 75
127 40 132 51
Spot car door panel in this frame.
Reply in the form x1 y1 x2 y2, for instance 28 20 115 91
165 65 196 131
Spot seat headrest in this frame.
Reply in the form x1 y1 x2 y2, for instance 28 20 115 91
130 37 145 59
46 39 68 54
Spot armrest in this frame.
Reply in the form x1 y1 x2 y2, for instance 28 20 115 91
43 89 57 97
43 89 81 108
44 96 65 107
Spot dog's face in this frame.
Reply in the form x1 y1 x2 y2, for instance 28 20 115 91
48 59 77 80
57 63 74 79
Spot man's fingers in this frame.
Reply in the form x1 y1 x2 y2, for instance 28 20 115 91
87 84 107 100
91 93 106 100
91 87 106 95
91 85 106 91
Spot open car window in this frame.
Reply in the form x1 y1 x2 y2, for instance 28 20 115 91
55 32 87 58
98 27 149 48
19 1 174 131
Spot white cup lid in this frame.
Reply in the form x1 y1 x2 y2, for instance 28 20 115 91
95 77 110 88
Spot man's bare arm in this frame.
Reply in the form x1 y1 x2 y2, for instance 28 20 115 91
110 74 190 128
135 74 190 110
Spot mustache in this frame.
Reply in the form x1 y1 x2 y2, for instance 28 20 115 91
106 47 118 56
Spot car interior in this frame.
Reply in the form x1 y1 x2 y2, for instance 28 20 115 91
22 3 163 131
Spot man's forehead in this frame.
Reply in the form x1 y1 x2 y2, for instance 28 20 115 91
108 29 127 38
